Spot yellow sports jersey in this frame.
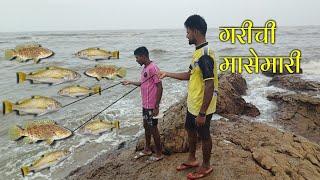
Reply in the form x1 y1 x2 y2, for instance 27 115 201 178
187 42 218 116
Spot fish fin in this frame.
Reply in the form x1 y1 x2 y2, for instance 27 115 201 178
3 100 14 115
15 43 41 50
21 166 31 177
113 120 120 129
87 47 100 50
16 57 30 62
31 80 43 84
18 111 29 116
51 81 64 86
24 119 56 128
36 112 48 117
88 57 97 61
91 85 102 95
37 119 56 125
116 67 127 78
96 76 102 81
17 97 30 104
4 49 16 60
31 95 47 99
23 137 35 144
33 58 41 64
95 64 116 68
29 71 37 75
46 138 55 145
16 72 27 84
112 51 120 59
8 125 23 140
46 66 61 70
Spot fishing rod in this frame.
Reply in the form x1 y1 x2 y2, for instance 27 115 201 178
71 74 156 132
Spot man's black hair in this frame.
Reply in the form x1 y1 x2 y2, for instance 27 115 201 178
134 46 149 58
184 14 207 36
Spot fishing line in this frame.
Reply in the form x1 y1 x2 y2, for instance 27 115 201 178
71 74 156 132
61 82 122 108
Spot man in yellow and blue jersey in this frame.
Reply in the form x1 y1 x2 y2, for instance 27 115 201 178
158 15 218 179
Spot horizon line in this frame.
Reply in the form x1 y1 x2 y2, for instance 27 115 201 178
1 24 320 34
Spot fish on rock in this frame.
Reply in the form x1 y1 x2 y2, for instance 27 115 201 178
3 95 62 116
84 65 126 81
79 119 120 135
20 149 71 177
9 119 72 145
74 47 119 60
5 43 54 63
58 85 102 98
17 66 81 85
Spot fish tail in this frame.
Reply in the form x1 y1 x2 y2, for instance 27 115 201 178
17 72 27 84
33 58 40 64
91 85 102 95
112 51 120 59
8 125 23 140
4 49 16 60
3 100 14 114
113 120 120 129
117 67 127 78
21 166 30 177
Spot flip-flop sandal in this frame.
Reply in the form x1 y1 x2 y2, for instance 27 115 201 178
176 162 200 171
187 167 213 179
134 151 152 159
146 155 164 162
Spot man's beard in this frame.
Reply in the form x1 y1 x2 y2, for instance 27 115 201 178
188 38 196 45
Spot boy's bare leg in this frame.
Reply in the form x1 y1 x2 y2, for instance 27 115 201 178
143 119 152 153
151 126 162 156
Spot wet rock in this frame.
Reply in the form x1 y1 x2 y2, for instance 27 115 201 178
216 73 260 117
267 92 320 144
268 74 320 92
67 119 320 180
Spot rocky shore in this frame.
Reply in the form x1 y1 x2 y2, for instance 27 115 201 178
66 73 320 180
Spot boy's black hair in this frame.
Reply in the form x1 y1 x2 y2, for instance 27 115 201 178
134 46 149 58
184 15 207 36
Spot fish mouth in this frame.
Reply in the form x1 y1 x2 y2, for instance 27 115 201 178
84 71 91 77
56 102 63 108
61 130 73 139
57 90 63 95
75 72 81 80
64 150 72 156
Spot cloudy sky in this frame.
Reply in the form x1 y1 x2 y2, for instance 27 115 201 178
0 0 319 32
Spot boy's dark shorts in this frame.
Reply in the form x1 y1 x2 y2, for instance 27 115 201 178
185 111 213 140
143 108 158 127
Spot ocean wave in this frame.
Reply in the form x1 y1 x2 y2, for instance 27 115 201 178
16 36 32 40
218 47 237 52
150 48 169 54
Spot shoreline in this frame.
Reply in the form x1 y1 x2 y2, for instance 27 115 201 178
66 73 320 179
